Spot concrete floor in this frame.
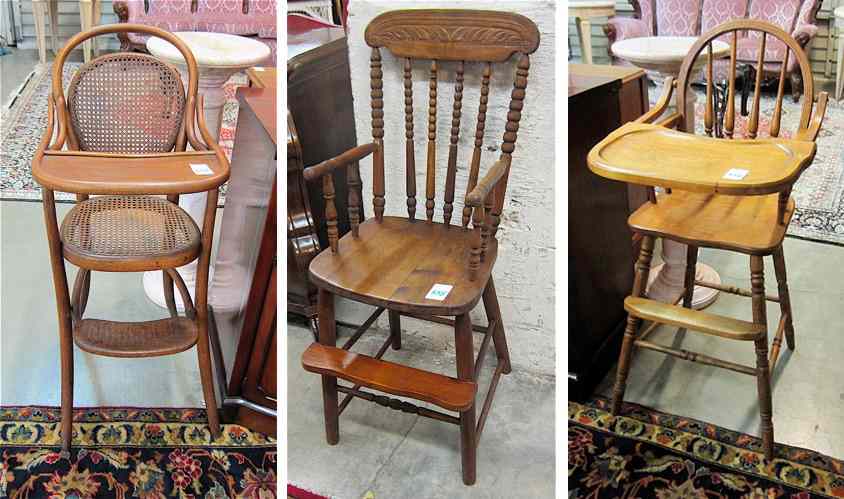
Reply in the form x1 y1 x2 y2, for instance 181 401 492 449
0 201 228 408
287 318 556 499
1 48 84 109
597 237 844 460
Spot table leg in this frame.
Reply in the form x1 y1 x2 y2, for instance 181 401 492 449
32 1 47 64
144 68 233 311
646 79 720 309
80 0 93 62
576 18 593 65
837 32 844 101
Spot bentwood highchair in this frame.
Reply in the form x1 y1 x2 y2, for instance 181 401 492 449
588 19 828 461
32 25 230 453
299 10 539 485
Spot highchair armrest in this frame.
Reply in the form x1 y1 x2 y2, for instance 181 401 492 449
303 143 377 182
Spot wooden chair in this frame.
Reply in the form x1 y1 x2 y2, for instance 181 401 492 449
588 19 828 461
299 9 539 485
31 24 230 453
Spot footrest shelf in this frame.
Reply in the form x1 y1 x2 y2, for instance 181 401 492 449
302 343 477 412
73 317 198 358
625 297 764 341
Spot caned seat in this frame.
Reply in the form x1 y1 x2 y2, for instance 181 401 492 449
309 217 497 315
60 195 200 271
628 191 794 254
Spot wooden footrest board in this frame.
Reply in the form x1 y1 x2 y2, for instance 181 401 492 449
73 317 198 358
302 343 477 411
625 297 764 341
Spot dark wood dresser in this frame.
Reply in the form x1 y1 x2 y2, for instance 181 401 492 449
210 83 277 436
568 64 650 400
287 37 363 330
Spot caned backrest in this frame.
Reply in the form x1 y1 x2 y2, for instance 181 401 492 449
50 24 201 154
66 53 186 153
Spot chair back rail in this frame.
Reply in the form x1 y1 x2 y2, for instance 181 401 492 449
340 9 540 279
677 19 817 140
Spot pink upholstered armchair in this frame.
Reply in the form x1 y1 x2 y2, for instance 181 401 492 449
605 0 821 100
113 0 277 64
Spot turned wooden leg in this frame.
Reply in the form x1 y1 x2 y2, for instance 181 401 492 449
162 270 178 318
482 278 512 374
318 288 339 445
388 310 401 350
750 255 774 461
683 245 698 308
455 313 477 485
611 235 655 415
772 246 795 350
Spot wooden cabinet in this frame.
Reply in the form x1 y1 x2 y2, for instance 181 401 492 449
209 84 277 436
568 64 649 400
287 37 363 328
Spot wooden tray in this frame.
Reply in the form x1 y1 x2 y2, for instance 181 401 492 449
587 123 816 195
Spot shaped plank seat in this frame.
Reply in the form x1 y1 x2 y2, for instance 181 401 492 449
302 343 477 412
625 297 765 341
73 317 198 358
588 122 816 195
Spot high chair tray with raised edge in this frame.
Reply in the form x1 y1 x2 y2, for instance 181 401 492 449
586 122 816 195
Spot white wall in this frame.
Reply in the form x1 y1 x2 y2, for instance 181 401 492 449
343 0 556 375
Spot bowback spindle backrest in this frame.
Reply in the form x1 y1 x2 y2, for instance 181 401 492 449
676 20 817 141
360 10 539 277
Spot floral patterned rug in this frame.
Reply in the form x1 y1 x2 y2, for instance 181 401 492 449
686 85 844 246
0 406 277 498
569 397 844 498
0 63 242 203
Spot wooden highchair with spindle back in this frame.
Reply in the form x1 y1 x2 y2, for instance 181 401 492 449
588 19 828 461
299 9 539 485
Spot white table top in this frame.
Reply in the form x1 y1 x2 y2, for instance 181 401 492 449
569 0 615 8
147 32 270 69
612 36 730 74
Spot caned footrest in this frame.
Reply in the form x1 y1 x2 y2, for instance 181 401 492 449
625 297 765 341
73 318 198 358
302 343 477 412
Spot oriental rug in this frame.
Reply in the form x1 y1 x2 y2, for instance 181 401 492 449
0 406 276 498
569 397 844 498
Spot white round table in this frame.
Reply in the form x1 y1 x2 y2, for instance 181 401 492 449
835 7 844 101
145 32 270 311
612 36 730 309
569 0 616 65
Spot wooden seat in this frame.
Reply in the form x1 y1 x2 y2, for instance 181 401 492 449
302 344 477 411
60 195 201 272
73 317 198 358
34 24 230 453
309 216 496 316
628 191 794 254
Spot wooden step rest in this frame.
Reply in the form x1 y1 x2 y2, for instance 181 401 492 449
302 343 477 412
625 297 765 341
73 317 198 358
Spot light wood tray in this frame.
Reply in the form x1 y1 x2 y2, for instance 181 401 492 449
587 123 816 195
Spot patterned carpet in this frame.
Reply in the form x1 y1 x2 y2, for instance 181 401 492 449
0 406 276 498
0 63 242 203
569 397 844 498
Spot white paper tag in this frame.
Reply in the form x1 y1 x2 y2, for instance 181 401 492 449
723 168 749 180
425 284 453 301
253 67 265 71
190 163 214 176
